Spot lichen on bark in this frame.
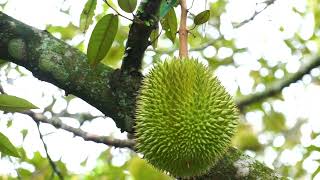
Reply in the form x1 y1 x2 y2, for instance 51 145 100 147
8 38 27 60
191 148 285 180
0 12 134 132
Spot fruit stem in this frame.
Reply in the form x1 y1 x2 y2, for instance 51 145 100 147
179 0 188 58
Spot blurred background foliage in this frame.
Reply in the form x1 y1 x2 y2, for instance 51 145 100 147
1 0 320 179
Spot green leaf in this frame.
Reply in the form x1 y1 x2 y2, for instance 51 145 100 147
150 26 159 49
47 23 80 40
160 0 179 18
21 129 28 140
161 8 177 43
0 132 20 158
80 0 97 32
118 0 137 13
80 156 88 166
87 14 119 66
17 168 32 178
194 10 210 25
0 94 38 112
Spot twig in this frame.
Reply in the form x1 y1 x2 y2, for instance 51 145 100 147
179 0 188 58
149 28 163 47
187 0 195 11
102 0 134 22
43 97 103 125
22 111 135 149
233 0 276 28
237 56 320 110
120 0 162 72
35 121 64 180
188 24 197 31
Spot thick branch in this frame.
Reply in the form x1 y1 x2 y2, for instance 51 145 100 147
22 111 135 149
105 0 163 133
120 0 162 72
191 147 284 179
0 12 134 129
236 56 320 110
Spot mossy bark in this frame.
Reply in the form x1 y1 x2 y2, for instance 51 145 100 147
0 12 136 132
191 148 286 180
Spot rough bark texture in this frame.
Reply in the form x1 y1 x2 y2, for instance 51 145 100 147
191 148 286 180
0 1 297 177
121 0 162 72
109 0 162 132
0 12 137 132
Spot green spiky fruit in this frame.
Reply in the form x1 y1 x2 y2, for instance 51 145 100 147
135 58 238 177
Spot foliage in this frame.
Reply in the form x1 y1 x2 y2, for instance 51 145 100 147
194 10 211 25
87 14 119 66
161 7 178 43
80 0 97 32
159 0 179 18
0 94 38 112
0 132 20 158
117 0 137 13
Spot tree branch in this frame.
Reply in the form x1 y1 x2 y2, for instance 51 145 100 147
233 0 276 28
103 0 163 133
35 121 64 180
0 11 135 129
103 0 134 22
189 147 284 179
179 0 189 58
22 111 135 149
236 56 320 110
120 0 162 72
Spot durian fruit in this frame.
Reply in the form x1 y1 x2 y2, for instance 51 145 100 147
135 58 238 178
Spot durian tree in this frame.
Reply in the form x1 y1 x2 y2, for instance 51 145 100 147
0 0 319 179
